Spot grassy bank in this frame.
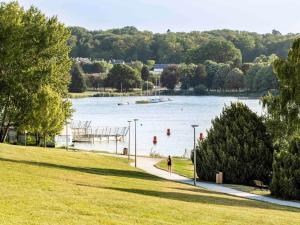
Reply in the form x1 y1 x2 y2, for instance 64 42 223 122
1 144 299 225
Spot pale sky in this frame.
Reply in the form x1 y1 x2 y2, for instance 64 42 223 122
3 0 300 34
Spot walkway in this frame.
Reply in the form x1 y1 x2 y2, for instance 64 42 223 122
130 157 300 209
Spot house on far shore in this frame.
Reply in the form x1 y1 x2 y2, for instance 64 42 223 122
109 59 125 65
153 64 170 73
75 57 92 64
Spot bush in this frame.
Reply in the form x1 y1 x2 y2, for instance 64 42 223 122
142 81 154 90
194 84 207 95
195 102 274 184
270 136 300 200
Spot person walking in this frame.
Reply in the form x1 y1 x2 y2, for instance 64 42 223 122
167 155 172 174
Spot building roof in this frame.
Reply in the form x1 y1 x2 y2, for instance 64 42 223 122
153 64 170 70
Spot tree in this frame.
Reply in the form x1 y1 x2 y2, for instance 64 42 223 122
106 64 141 91
142 81 154 90
225 68 244 91
194 84 207 95
25 85 72 147
270 135 300 200
186 39 242 65
69 64 87 93
212 63 231 90
195 102 274 184
263 38 300 199
204 60 219 90
161 65 180 90
141 65 150 81
179 64 196 90
0 2 72 142
193 64 207 87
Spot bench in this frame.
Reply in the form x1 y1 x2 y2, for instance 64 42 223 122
253 180 268 190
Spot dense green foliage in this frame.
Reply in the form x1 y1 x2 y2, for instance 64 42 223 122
0 2 72 142
195 103 274 184
69 26 297 64
186 39 242 65
106 64 141 91
142 81 154 90
270 136 300 200
141 65 150 81
161 65 180 90
263 38 300 199
244 55 278 93
69 64 87 93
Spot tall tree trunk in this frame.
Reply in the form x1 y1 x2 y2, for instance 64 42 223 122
0 124 10 143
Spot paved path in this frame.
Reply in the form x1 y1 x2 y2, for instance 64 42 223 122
130 157 300 209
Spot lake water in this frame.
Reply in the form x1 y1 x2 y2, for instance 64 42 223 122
70 96 262 157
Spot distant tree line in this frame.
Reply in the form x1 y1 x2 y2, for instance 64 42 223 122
68 26 297 64
69 54 279 95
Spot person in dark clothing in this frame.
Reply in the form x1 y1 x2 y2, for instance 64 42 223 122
167 155 172 173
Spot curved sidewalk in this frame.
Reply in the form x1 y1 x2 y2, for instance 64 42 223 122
130 157 300 209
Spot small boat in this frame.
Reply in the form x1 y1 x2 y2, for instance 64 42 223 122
117 102 129 106
135 97 172 104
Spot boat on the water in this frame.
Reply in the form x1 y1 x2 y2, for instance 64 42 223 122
117 102 129 106
136 97 173 104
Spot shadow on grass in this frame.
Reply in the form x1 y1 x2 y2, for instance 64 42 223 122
101 186 300 212
0 157 161 181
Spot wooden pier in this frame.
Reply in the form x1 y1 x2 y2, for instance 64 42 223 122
70 120 128 143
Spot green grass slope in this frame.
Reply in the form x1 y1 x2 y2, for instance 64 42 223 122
0 144 299 225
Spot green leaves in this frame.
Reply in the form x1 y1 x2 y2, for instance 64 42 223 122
0 2 72 141
196 102 273 184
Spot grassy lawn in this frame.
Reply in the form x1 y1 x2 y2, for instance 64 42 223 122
68 91 99 98
0 144 299 225
156 157 194 179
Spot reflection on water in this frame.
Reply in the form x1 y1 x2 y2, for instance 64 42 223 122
70 96 262 157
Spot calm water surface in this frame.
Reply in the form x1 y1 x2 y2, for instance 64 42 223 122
71 96 262 157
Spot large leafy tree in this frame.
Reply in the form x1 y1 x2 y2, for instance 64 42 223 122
263 38 300 199
186 39 242 65
195 102 274 184
25 85 72 146
106 64 141 91
0 2 72 142
141 65 150 81
69 64 87 93
225 68 244 91
161 65 180 90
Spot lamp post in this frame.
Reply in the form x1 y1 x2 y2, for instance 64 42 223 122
24 130 27 147
191 124 199 186
134 119 138 167
115 134 118 154
128 120 132 161
66 120 69 151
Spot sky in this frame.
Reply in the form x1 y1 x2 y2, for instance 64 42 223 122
3 0 300 34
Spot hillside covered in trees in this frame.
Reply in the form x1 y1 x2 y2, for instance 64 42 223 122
68 26 298 64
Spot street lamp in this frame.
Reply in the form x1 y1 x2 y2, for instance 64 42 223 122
24 130 27 147
128 120 132 161
115 134 118 154
66 120 69 151
134 119 138 167
191 124 199 186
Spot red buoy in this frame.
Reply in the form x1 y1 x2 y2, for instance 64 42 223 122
153 136 157 145
199 133 204 141
167 128 171 136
